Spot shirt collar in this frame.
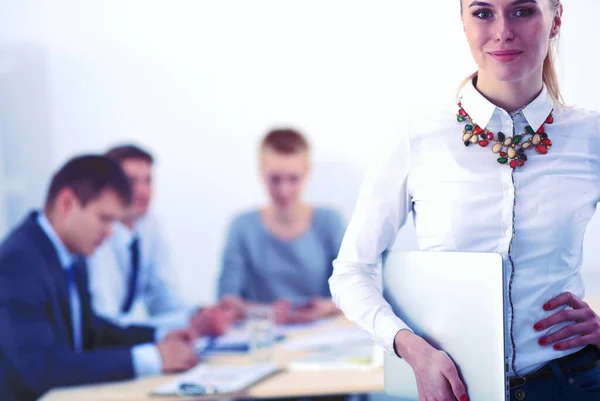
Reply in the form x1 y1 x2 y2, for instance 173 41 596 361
459 79 554 132
521 85 554 132
36 212 77 270
112 219 141 247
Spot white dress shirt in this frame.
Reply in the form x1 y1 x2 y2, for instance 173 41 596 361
330 81 600 378
88 213 193 331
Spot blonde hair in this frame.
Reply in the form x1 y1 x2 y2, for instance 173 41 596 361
458 0 565 108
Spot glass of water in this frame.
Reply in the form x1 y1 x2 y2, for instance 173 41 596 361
246 304 275 362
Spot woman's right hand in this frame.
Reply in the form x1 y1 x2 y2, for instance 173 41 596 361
394 330 469 401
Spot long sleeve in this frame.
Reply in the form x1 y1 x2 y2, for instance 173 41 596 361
0 254 136 400
329 132 413 355
91 315 155 347
87 285 162 378
80 259 162 378
217 217 247 298
87 219 190 329
78 258 156 348
131 343 162 376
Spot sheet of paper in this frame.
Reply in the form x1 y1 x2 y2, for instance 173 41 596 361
288 343 383 371
152 362 278 396
276 316 337 335
195 329 285 353
283 326 372 351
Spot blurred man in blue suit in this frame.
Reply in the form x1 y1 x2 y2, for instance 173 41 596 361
0 155 199 401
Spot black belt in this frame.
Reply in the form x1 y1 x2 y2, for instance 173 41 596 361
509 345 600 389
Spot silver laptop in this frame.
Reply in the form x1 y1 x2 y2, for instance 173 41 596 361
382 251 507 401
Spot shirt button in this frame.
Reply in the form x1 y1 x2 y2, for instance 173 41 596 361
505 229 512 237
508 188 514 197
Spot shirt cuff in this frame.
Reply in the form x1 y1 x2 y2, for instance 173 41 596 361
131 343 162 377
154 327 169 343
376 311 412 355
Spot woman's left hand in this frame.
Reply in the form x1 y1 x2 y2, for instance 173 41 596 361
534 292 600 350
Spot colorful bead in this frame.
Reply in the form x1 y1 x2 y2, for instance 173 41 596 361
457 106 552 169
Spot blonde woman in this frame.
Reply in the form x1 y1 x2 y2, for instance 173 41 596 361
330 1 600 400
219 129 345 324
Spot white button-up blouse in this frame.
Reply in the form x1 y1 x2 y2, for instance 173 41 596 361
330 81 600 377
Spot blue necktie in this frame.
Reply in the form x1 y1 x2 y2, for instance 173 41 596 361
121 237 140 313
65 261 82 352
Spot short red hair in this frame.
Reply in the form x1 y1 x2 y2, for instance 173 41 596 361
260 128 310 154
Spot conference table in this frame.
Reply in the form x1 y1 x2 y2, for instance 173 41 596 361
42 316 385 401
42 296 600 401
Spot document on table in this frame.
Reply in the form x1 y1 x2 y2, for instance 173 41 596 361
151 362 279 396
195 330 285 354
283 326 372 351
289 343 384 371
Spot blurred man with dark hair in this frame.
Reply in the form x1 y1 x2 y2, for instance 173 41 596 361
0 155 198 401
88 145 232 336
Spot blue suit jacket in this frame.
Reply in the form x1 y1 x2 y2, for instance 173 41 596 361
0 212 156 401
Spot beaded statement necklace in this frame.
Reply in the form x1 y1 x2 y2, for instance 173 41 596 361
456 102 554 169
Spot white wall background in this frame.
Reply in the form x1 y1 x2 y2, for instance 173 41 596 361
0 1 599 305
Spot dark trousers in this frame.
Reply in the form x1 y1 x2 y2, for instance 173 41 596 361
267 396 352 401
509 346 600 401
